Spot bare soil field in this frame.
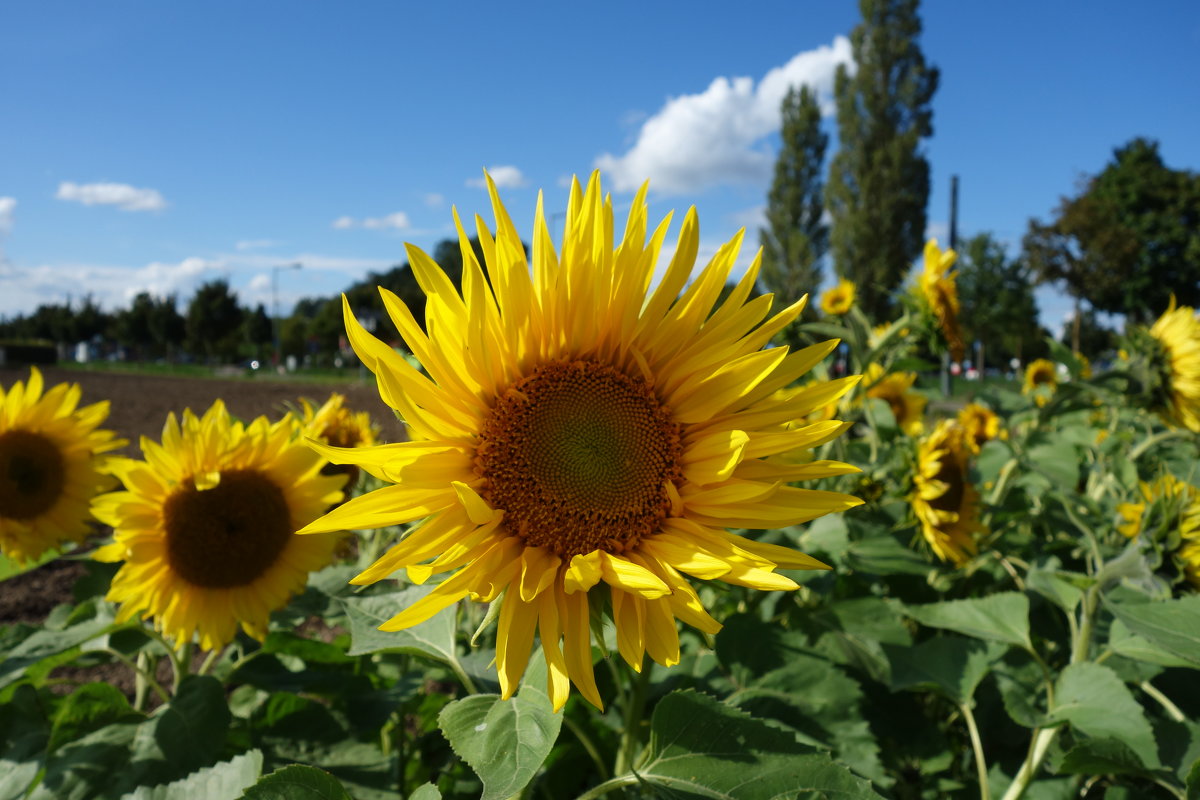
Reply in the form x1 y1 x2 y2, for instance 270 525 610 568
0 366 405 625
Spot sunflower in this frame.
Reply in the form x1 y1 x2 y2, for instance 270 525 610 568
1023 359 1058 406
820 278 856 316
956 402 1001 454
300 392 380 486
1148 298 1200 432
1073 352 1093 380
93 400 346 651
863 363 926 436
1116 473 1200 589
299 172 862 710
918 239 965 362
0 367 122 565
911 420 985 565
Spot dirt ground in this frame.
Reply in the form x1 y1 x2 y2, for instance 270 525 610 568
0 366 406 626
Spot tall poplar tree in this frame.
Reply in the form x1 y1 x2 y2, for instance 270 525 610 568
826 0 939 320
759 85 828 312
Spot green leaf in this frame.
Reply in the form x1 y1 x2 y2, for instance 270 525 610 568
811 597 911 684
1025 562 1084 615
905 593 1031 649
637 690 883 799
29 720 140 800
993 651 1048 729
0 605 115 689
437 654 562 800
846 534 932 576
885 637 1007 704
339 586 458 664
0 684 50 800
1108 619 1195 668
120 750 263 800
1187 756 1200 800
1058 738 1150 776
1047 662 1159 769
238 765 352 800
48 682 139 754
1106 594 1200 667
408 784 442 800
1025 442 1079 490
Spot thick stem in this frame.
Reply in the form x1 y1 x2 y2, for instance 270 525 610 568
999 727 1059 800
960 701 990 800
571 774 640 800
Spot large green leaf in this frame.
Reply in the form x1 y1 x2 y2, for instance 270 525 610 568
846 535 932 576
885 637 1007 705
47 682 139 755
904 593 1031 650
1047 662 1159 769
407 784 442 800
811 597 911 685
1108 619 1196 668
1057 738 1150 777
0 605 116 689
636 690 883 799
238 765 352 800
1106 595 1200 667
120 750 263 800
437 655 562 800
339 586 458 664
0 684 49 800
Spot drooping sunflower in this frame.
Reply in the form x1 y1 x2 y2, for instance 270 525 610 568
1023 358 1058 406
299 173 862 710
957 402 1001 454
820 278 856 316
911 420 985 565
918 239 965 362
1116 473 1200 589
863 363 926 436
0 367 123 565
300 392 380 485
93 400 346 651
1147 298 1200 432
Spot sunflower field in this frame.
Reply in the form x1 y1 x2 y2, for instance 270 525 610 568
2 175 1199 800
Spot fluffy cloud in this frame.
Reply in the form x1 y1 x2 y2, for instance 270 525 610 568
424 193 445 208
56 181 167 211
0 197 15 235
332 212 411 230
595 36 852 194
467 165 527 189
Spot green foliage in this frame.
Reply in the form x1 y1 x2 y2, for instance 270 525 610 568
186 279 245 363
956 232 1041 368
826 0 939 319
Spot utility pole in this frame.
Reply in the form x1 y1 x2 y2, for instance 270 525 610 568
272 262 302 367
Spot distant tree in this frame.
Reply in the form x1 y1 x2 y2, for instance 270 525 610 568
149 294 186 359
1059 306 1117 358
243 303 273 359
826 0 939 320
759 85 828 317
955 234 1040 372
186 280 243 363
1024 138 1200 330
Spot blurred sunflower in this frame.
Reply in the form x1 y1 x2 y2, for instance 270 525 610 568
0 367 123 564
918 239 965 362
1147 298 1200 432
957 402 1001 454
299 172 862 710
300 392 379 485
1073 352 1093 380
1023 358 1058 406
93 401 346 651
863 363 926 435
911 420 984 565
820 278 856 316
1116 473 1200 589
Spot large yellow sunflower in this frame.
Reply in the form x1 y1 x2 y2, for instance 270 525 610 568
0 367 122 564
820 278 856 316
918 239 965 362
911 420 985 565
93 400 346 651
957 402 1001 454
299 173 862 710
863 363 926 436
1148 298 1200 432
1023 358 1058 406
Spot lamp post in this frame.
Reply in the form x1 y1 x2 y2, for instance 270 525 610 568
272 262 302 368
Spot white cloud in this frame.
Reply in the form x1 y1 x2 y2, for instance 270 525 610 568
236 239 281 251
332 212 411 230
467 165 527 189
248 273 272 292
56 181 167 211
424 193 444 208
595 36 852 194
0 197 15 235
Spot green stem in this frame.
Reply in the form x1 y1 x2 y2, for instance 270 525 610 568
1000 727 1059 800
571 774 639 800
197 646 225 676
447 655 479 696
987 458 1019 507
960 701 990 800
563 714 610 782
1128 428 1194 462
108 649 169 706
1140 680 1186 723
614 658 652 777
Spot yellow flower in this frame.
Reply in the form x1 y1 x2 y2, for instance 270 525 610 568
912 420 985 565
300 392 380 486
1023 359 1058 406
0 367 122 564
820 278 856 316
1117 473 1200 589
1073 352 1093 380
863 363 926 435
1148 298 1200 432
299 172 862 710
957 402 1001 454
93 401 346 651
918 239 964 362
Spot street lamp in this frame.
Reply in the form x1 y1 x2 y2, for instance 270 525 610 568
272 262 302 368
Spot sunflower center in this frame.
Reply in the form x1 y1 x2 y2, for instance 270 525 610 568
929 455 966 514
476 360 683 559
0 430 66 520
163 469 293 588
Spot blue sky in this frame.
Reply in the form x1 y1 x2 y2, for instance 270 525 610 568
2 1 1198 335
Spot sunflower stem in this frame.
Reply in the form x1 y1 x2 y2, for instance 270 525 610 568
197 646 224 676
562 713 610 782
959 700 990 800
570 774 639 800
109 648 169 707
614 657 652 777
1128 428 1193 462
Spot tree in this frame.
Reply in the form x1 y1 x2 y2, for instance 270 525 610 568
243 303 273 359
955 233 1040 371
1024 138 1200 328
759 85 828 314
826 0 939 320
186 280 243 363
